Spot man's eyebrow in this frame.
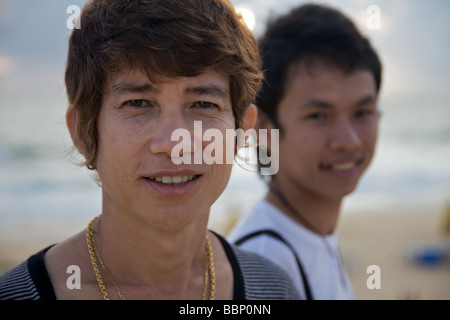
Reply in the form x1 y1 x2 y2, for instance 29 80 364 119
302 99 333 109
185 85 230 99
301 94 377 109
109 82 229 99
110 81 156 94
355 94 377 107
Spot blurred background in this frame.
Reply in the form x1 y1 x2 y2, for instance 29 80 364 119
0 0 449 299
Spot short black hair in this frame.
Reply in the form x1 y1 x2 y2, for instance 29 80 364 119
257 3 382 127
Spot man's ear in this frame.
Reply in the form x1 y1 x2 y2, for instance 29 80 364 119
254 109 275 131
66 105 86 156
243 103 257 131
254 109 275 155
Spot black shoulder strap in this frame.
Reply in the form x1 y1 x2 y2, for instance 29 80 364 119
234 229 313 300
28 245 57 300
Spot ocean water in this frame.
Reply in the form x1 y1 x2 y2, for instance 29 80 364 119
0 0 449 234
0 92 449 234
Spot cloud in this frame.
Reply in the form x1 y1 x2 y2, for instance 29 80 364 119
232 0 450 99
0 55 14 76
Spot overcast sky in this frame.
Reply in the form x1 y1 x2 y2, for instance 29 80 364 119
0 0 449 102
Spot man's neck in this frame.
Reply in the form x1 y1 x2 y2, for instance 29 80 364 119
93 211 209 297
265 181 342 236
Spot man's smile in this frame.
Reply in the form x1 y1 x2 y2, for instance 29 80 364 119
145 175 201 186
319 158 364 174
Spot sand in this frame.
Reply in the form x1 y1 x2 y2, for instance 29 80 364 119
1 208 449 300
338 209 450 300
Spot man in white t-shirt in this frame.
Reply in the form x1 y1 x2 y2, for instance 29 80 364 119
228 4 382 300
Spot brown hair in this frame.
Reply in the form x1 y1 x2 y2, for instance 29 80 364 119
65 0 262 169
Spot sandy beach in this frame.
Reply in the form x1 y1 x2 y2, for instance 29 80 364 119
338 208 450 300
1 207 449 300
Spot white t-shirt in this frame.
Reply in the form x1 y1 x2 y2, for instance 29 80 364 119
227 200 355 300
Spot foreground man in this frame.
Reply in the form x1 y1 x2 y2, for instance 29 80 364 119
0 0 300 300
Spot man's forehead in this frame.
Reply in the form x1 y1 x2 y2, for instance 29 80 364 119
279 64 377 110
288 60 373 81
105 69 157 92
284 61 376 96
105 69 230 96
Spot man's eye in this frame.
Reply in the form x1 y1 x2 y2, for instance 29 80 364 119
306 112 326 120
355 109 376 118
123 99 149 108
193 101 219 109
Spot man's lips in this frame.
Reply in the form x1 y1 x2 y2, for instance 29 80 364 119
142 172 203 196
319 159 364 172
144 174 201 186
141 169 204 197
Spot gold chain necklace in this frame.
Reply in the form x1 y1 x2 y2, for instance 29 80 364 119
86 216 215 300
205 233 216 300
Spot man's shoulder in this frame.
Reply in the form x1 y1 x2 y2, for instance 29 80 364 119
228 200 281 240
0 245 55 300
228 200 302 246
232 243 289 275
0 260 40 300
231 244 302 300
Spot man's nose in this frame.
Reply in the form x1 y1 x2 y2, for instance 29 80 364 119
328 118 362 152
148 114 200 158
